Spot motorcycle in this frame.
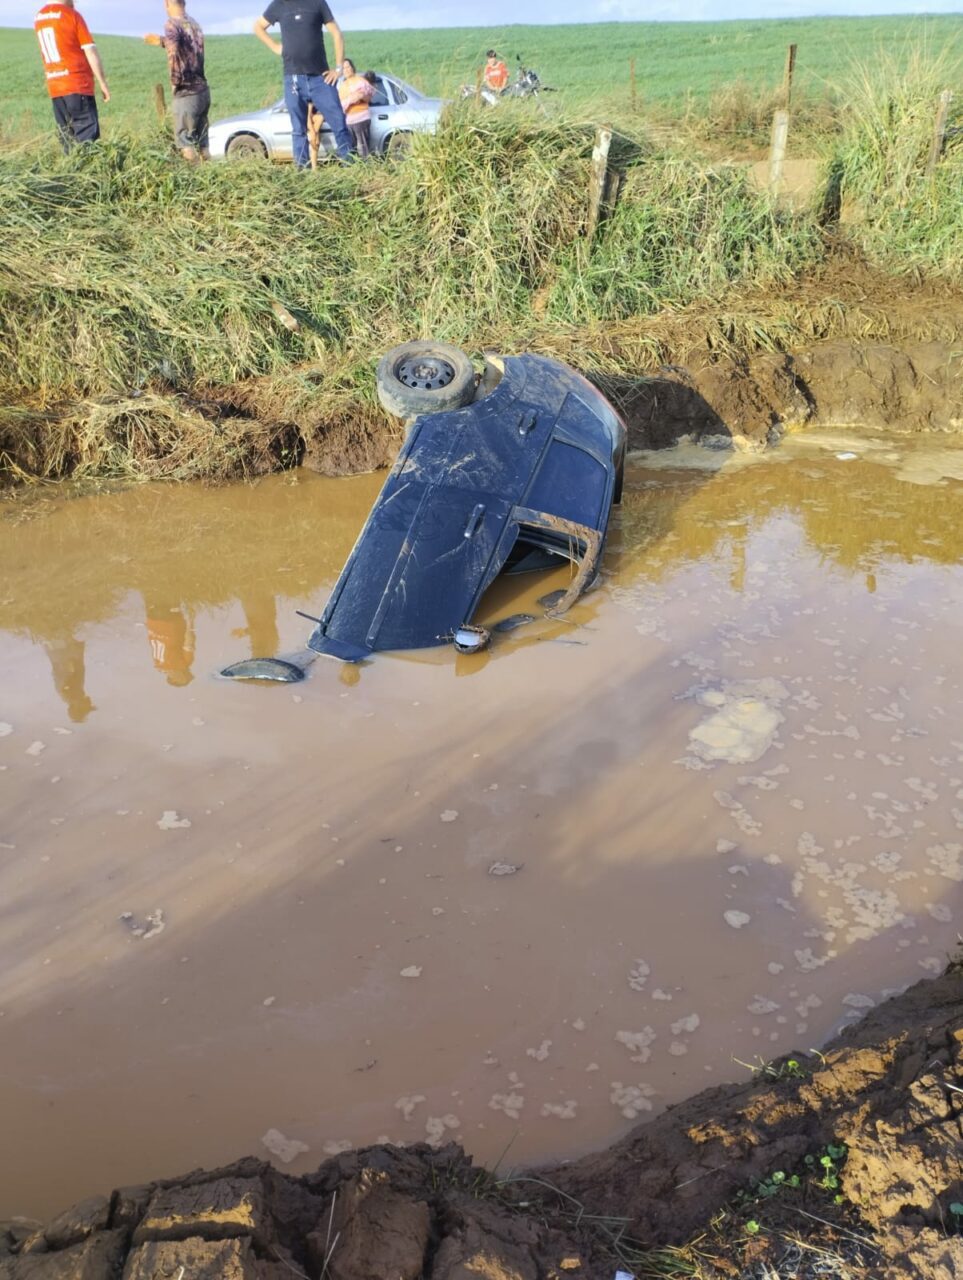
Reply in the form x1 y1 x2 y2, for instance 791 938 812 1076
460 56 555 106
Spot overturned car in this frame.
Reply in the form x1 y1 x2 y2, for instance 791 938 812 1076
305 341 626 663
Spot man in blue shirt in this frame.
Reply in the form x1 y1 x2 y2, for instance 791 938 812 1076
254 0 352 166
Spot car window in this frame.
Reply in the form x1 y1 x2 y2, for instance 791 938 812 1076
389 81 408 105
369 78 389 108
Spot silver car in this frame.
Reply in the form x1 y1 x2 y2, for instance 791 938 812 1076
207 73 444 161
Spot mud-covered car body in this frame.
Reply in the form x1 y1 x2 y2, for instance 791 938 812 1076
307 355 626 661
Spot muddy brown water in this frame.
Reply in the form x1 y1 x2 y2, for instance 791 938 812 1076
1 430 962 1218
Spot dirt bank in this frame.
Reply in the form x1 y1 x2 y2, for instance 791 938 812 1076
3 966 961 1280
2 264 962 487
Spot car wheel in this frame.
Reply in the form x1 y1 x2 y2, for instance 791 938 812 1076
226 133 268 160
376 341 476 420
384 131 412 159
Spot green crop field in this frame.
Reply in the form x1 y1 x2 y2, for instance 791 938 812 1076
1 14 960 140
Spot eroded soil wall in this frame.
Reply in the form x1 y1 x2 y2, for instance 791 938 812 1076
4 268 963 486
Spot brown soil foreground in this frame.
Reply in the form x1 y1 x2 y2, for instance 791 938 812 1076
3 966 961 1280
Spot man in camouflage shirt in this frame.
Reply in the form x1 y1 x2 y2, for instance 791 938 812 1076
144 1 209 160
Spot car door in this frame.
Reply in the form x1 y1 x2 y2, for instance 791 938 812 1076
266 99 293 160
369 76 400 153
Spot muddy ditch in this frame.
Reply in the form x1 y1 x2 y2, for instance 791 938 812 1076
2 967 961 1280
3 262 963 487
13 331 955 489
218 336 963 474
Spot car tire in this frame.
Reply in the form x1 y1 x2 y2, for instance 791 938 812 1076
384 131 412 159
376 341 476 420
226 133 268 160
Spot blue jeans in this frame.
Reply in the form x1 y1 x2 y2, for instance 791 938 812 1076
283 73 352 167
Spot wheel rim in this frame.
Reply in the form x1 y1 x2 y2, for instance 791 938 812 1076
396 354 456 392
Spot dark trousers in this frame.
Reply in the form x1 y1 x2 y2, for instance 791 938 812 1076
283 74 352 167
51 93 99 150
348 120 370 158
173 85 211 151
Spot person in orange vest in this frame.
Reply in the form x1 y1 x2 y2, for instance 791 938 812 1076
33 0 110 149
483 49 509 95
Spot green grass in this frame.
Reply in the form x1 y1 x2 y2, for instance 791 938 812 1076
827 45 963 273
0 19 960 485
2 15 961 140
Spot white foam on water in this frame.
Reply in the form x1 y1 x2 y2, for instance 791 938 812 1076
261 1128 310 1163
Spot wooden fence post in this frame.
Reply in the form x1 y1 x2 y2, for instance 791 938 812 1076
925 89 953 177
152 83 167 122
586 126 613 244
767 45 796 196
782 43 797 110
768 109 789 192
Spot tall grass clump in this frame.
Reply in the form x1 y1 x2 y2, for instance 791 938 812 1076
548 154 821 324
828 47 963 276
678 79 841 150
0 110 818 413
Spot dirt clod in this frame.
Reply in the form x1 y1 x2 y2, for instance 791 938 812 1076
123 1237 257 1280
132 1178 269 1250
308 1169 430 1280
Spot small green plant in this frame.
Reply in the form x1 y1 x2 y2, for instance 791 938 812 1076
732 1054 810 1080
737 1166 802 1209
744 1219 762 1236
804 1142 848 1200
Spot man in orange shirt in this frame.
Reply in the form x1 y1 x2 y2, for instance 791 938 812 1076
34 0 110 149
483 50 509 95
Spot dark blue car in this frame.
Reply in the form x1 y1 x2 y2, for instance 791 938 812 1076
306 348 626 662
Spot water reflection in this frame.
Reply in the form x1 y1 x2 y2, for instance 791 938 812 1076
144 598 196 687
234 592 280 661
1 433 962 1217
1 439 961 710
41 634 95 723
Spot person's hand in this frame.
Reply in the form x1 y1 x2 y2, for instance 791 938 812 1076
100 83 110 102
323 68 339 85
271 40 283 55
143 33 162 45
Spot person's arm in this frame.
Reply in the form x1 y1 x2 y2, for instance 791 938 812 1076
253 15 282 56
82 45 110 101
143 33 165 46
322 20 344 85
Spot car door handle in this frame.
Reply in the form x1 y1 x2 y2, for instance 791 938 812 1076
377 113 388 120
463 504 486 539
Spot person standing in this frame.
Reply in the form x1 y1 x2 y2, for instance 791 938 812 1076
253 0 352 167
144 1 210 162
483 49 509 94
338 59 374 158
33 0 110 150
